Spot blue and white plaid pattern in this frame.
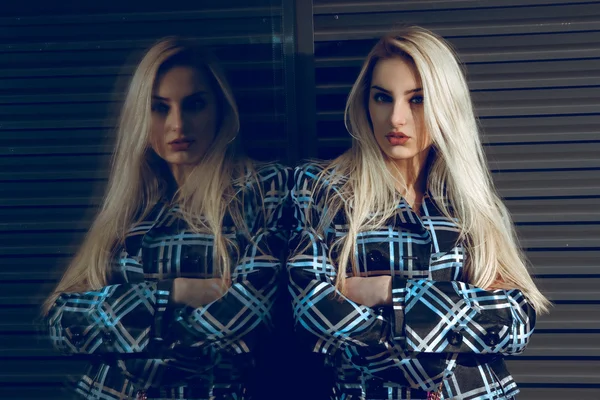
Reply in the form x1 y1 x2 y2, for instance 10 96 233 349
47 163 291 399
287 163 536 400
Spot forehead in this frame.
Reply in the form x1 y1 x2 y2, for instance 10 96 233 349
371 57 420 89
153 65 211 97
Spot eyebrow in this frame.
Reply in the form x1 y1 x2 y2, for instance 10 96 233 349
371 85 422 95
152 91 208 101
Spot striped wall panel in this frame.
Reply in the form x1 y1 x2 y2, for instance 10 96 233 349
311 0 600 398
1 1 599 398
0 2 287 399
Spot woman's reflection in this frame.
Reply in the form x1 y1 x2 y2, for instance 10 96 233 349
41 37 290 400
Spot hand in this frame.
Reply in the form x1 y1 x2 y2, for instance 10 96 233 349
344 276 392 308
172 278 231 308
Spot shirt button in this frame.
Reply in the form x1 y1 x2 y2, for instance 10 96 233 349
69 327 84 345
446 330 463 346
367 250 385 266
484 330 500 346
368 378 384 391
182 252 200 268
169 340 182 350
102 331 114 345
353 355 368 365
71 333 83 345
136 390 147 400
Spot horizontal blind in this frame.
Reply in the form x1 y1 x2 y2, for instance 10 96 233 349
0 1 286 398
311 1 600 399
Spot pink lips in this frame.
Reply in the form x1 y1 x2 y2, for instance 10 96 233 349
386 132 409 146
168 137 195 151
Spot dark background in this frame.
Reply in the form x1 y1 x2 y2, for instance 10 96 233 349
0 1 599 399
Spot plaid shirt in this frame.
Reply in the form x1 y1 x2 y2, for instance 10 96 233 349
47 163 291 400
287 163 536 400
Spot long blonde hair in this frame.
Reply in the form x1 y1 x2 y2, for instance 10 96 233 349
316 26 550 313
42 37 254 315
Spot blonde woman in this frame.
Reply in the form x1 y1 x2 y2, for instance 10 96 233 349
288 26 549 400
42 38 290 400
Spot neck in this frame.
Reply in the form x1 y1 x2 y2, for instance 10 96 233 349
170 164 194 188
386 151 430 211
387 151 430 194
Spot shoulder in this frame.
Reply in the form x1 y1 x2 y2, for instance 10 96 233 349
293 160 346 192
236 161 292 203
254 161 292 189
424 188 458 220
294 161 326 180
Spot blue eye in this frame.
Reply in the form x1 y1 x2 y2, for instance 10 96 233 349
373 92 392 103
410 96 424 104
151 103 169 114
188 99 207 112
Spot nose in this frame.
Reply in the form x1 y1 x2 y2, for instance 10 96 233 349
390 101 409 128
166 107 183 132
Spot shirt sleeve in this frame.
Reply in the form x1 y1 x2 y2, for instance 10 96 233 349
160 164 291 356
47 251 173 355
390 275 537 355
287 165 392 356
288 230 391 354
287 165 536 391
287 166 454 391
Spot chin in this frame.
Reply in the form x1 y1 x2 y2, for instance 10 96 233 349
166 154 202 166
383 148 419 162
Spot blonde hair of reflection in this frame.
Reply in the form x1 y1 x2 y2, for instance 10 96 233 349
42 37 255 315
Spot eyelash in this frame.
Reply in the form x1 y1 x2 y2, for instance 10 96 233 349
151 99 207 115
189 99 206 111
373 93 424 105
373 93 392 103
410 95 424 104
151 103 169 114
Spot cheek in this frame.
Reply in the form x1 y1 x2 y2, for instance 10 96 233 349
368 104 384 132
190 108 218 136
414 110 432 149
149 117 167 154
414 109 426 134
